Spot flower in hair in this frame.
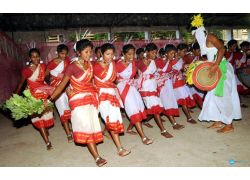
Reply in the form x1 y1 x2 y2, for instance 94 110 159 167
191 14 204 28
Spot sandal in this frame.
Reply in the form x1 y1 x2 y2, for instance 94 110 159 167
161 130 173 138
117 148 131 157
143 122 154 128
142 137 153 145
172 122 185 130
46 142 53 151
187 118 197 124
126 129 138 135
95 156 107 167
67 134 74 143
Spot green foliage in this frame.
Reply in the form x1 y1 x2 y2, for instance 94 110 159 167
151 30 176 40
1 90 53 120
209 29 223 39
92 33 108 40
179 27 193 44
114 32 145 41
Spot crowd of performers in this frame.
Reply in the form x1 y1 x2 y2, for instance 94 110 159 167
14 31 249 166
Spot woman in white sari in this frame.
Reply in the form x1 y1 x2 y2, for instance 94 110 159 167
116 44 153 145
191 15 242 133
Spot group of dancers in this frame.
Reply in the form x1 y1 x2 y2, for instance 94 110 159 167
14 21 247 166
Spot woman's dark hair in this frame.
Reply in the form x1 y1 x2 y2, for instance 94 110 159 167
145 43 158 52
164 44 177 54
101 43 115 54
240 41 250 48
29 48 40 57
122 44 135 54
177 43 188 51
136 48 144 55
192 42 200 50
76 39 93 52
57 44 69 53
227 39 237 48
94 46 101 54
158 48 165 56
191 27 197 31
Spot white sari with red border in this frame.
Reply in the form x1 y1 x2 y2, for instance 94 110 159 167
94 61 124 134
67 63 102 144
116 60 147 124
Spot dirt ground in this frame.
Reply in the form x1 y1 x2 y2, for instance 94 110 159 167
0 97 250 167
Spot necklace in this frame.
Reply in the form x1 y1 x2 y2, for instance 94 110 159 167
77 59 88 71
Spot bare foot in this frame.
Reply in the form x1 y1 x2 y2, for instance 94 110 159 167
187 118 197 124
117 148 131 157
95 157 107 167
142 137 153 145
208 122 223 129
173 123 185 130
67 134 74 143
161 130 173 138
126 129 138 135
143 122 154 128
217 125 234 133
46 142 53 151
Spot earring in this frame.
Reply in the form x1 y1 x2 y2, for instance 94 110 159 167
100 57 103 61
40 60 43 63
121 56 124 60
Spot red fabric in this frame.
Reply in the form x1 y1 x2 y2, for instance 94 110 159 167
237 85 250 95
155 58 171 73
32 118 54 129
73 131 103 144
25 64 54 99
69 94 99 111
60 110 71 123
99 93 121 107
47 58 70 71
22 67 33 78
146 105 163 115
140 91 159 97
129 110 147 124
173 80 186 89
192 94 203 108
93 62 117 88
136 59 147 73
22 64 46 80
105 117 124 134
163 109 180 117
116 60 137 79
120 83 130 102
65 63 88 79
177 97 196 108
93 61 116 81
183 55 194 65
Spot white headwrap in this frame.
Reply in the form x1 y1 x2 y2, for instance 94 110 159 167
192 26 207 56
